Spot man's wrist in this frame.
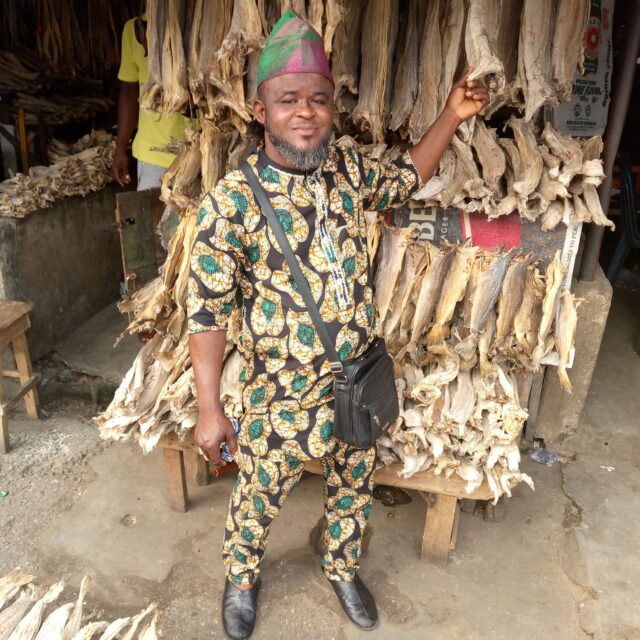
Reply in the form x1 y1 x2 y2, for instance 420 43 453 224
442 106 463 129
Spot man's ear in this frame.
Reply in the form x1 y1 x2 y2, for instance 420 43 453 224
253 98 266 125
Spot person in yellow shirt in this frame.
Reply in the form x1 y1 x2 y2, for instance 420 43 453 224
112 14 192 190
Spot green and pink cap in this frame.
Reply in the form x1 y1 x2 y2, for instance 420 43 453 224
257 10 333 87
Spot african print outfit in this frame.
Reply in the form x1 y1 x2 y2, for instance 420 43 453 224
187 142 421 585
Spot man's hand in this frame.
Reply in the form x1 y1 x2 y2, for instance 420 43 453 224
194 408 238 465
112 150 131 186
445 68 490 123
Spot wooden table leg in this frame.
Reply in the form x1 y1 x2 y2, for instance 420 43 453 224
163 448 189 512
184 450 211 488
0 373 8 454
12 333 40 419
420 492 458 565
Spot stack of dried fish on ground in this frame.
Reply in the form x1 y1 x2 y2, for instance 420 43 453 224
0 131 114 218
369 222 578 499
0 569 159 639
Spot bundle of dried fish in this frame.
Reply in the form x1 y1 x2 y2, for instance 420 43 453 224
0 570 158 640
0 132 114 219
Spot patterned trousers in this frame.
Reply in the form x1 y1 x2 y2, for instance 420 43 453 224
222 402 376 586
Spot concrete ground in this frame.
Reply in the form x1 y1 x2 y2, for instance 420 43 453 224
0 290 639 640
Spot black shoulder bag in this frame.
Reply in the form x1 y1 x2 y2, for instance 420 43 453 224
241 162 399 449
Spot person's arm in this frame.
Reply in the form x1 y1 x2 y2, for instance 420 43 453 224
408 70 489 183
189 330 237 464
112 81 138 186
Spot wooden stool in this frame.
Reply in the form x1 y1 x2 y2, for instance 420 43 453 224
158 431 494 565
0 300 40 453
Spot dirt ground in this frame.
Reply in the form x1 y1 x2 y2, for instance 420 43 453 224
1 285 639 639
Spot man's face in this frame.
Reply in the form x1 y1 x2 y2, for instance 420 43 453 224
254 73 334 170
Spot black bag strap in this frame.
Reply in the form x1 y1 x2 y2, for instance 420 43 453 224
240 161 344 374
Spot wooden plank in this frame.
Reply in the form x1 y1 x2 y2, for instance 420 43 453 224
160 432 493 500
163 448 189 512
116 189 165 294
0 316 31 349
0 301 32 333
11 333 39 419
421 493 458 565
524 369 545 443
0 374 40 412
184 450 211 487
304 458 493 500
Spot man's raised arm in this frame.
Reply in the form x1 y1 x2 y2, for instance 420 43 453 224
408 70 490 184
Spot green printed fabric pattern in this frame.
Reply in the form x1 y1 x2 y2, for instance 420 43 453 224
224 403 376 585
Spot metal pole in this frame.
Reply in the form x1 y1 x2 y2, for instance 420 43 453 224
579 0 640 282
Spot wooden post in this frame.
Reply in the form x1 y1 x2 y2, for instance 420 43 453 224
17 108 29 175
420 492 458 565
162 448 189 512
11 333 39 419
184 450 211 487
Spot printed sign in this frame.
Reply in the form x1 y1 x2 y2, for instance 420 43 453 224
552 0 615 136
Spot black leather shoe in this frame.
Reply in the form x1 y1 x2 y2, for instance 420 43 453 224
329 574 378 630
222 579 260 640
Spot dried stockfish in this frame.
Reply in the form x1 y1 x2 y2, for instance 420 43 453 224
426 244 478 345
353 0 393 142
455 249 515 361
388 0 420 132
0 571 33 612
531 251 565 371
494 253 533 350
400 242 455 361
161 0 189 115
142 0 167 112
331 0 364 113
69 623 109 640
472 119 506 195
408 0 442 143
555 290 579 393
0 592 36 640
438 0 465 113
62 576 90 640
465 0 504 93
33 604 73 640
8 581 63 640
517 0 558 120
374 224 414 323
552 0 590 101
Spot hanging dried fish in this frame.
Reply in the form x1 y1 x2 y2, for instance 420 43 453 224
353 0 393 142
464 0 504 94
552 0 590 101
407 0 442 143
331 0 364 113
517 0 558 120
555 290 579 393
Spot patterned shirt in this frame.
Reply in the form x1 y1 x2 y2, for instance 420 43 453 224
187 142 421 415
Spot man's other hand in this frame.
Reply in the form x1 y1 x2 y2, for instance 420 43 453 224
194 409 238 465
112 150 131 186
445 67 490 123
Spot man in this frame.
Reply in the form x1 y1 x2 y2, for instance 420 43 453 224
112 14 192 190
187 12 488 640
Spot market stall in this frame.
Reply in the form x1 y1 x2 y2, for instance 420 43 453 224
90 0 614 559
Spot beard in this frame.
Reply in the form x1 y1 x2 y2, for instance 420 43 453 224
264 118 331 171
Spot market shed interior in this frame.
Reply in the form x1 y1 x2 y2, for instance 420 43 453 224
1 1 639 639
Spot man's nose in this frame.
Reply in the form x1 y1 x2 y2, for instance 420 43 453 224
296 100 315 118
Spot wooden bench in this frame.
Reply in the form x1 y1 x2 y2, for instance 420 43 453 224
0 300 40 453
158 431 493 565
